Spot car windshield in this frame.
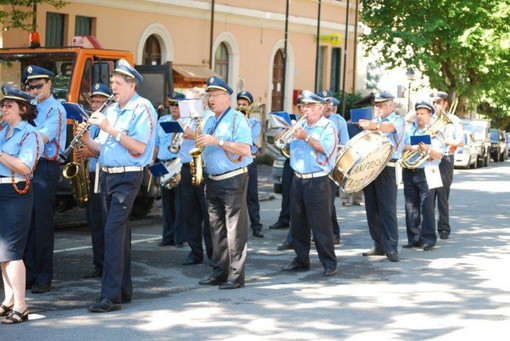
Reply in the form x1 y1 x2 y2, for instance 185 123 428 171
0 52 76 102
490 130 499 142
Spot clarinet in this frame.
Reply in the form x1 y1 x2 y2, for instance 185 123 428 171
60 94 115 161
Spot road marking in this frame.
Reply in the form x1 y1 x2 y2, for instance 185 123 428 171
54 236 161 253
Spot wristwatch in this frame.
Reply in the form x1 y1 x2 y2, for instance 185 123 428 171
115 131 122 142
304 135 311 143
219 139 224 147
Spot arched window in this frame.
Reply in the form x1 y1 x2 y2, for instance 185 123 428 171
214 42 229 81
142 35 161 65
271 49 285 112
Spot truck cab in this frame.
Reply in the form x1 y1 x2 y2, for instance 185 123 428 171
0 44 162 217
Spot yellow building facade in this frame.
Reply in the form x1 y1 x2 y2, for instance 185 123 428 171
1 0 359 113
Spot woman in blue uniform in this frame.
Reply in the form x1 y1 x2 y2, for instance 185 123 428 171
0 85 43 324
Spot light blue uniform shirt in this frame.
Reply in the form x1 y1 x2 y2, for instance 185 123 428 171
97 93 157 167
0 121 44 178
34 95 67 161
179 119 198 164
289 116 337 173
375 111 406 160
328 114 349 146
404 123 446 168
155 114 178 161
88 125 100 172
249 117 261 155
433 112 464 155
202 107 253 175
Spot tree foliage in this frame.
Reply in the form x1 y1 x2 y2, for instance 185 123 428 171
361 0 510 127
0 0 67 31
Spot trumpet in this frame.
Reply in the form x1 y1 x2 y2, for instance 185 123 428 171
168 118 193 154
274 114 307 158
60 94 115 161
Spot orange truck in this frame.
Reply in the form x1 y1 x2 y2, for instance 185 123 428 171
0 39 171 217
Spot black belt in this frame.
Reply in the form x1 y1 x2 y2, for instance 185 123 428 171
405 168 425 173
160 158 176 163
182 163 190 167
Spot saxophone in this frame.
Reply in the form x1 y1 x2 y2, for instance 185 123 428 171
62 121 90 207
189 117 204 185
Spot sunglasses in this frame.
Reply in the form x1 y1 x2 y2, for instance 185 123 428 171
169 103 179 107
26 83 45 91
1 103 15 109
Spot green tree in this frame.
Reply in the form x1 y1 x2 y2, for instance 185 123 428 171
0 0 67 31
361 0 510 126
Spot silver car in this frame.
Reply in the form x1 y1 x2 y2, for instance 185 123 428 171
454 131 478 169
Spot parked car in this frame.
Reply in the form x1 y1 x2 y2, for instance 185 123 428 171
272 156 286 193
489 129 508 162
454 131 478 169
507 133 510 157
462 119 491 167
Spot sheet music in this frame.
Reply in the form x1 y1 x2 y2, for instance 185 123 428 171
270 114 292 129
178 98 205 118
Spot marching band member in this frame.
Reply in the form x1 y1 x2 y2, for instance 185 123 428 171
236 90 264 238
196 76 252 289
402 101 445 251
178 93 212 265
80 59 157 312
281 90 338 277
22 65 67 294
431 91 464 240
79 82 112 279
0 85 43 324
358 92 405 262
319 90 348 245
154 92 185 247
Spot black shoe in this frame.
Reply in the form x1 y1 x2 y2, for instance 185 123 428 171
83 269 102 279
199 277 225 286
386 251 400 262
281 259 310 272
252 230 264 238
182 257 203 265
219 281 244 289
402 242 423 249
269 221 289 229
439 233 449 240
323 268 337 276
31 283 51 294
362 248 385 256
423 244 434 251
277 240 293 251
88 298 121 313
158 241 172 247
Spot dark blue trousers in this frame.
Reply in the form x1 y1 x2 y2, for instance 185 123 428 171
161 183 185 245
100 170 143 303
290 176 337 270
86 172 104 273
329 179 340 239
24 159 59 286
181 165 212 261
435 155 454 236
403 168 437 246
206 172 248 284
363 166 399 253
277 158 293 225
247 162 262 233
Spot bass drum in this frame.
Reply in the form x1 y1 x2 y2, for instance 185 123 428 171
330 130 393 193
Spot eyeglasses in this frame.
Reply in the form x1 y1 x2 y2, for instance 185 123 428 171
1 103 14 109
169 103 179 107
26 83 45 91
207 93 227 99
